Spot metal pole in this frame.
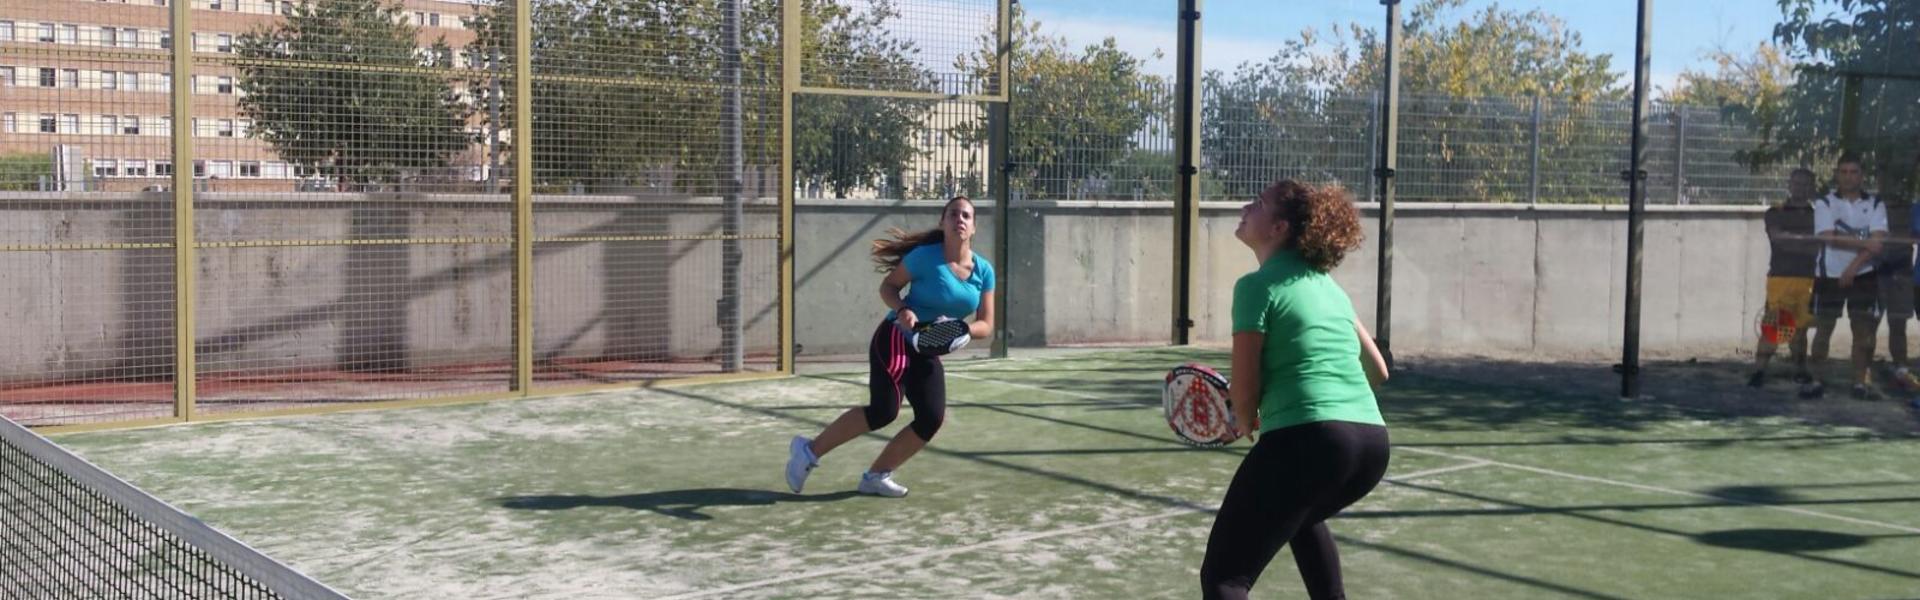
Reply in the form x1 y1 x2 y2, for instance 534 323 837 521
1674 107 1687 205
778 0 800 372
1621 0 1653 400
989 0 1012 359
1368 91 1380 204
1529 94 1541 205
1375 0 1401 367
1172 0 1201 345
719 0 744 372
511 0 535 394
169 0 195 420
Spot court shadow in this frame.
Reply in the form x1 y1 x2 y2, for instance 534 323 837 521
1694 528 1873 552
497 488 860 521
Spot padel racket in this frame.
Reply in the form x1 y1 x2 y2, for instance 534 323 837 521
1163 364 1236 447
907 317 971 356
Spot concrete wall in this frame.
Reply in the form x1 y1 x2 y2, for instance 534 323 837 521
0 194 1792 384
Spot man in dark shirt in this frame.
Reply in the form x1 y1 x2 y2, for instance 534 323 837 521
1751 168 1821 395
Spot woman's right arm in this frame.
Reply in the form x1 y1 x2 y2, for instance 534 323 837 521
880 265 915 327
1354 318 1390 389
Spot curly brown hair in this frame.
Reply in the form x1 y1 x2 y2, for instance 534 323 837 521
1261 180 1365 272
871 196 971 272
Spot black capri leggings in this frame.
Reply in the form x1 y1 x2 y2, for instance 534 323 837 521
864 319 947 441
1200 420 1390 600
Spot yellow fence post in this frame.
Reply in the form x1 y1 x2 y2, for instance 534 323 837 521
778 0 799 375
170 0 196 420
512 0 536 395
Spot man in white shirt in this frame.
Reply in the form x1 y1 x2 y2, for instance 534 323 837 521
1809 154 1888 400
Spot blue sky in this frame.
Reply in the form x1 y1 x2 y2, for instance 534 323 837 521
1020 0 1797 89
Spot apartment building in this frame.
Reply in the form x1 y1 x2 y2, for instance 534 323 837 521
0 0 482 192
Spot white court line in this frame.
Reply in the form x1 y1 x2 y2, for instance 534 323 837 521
651 505 1214 600
1387 460 1493 482
952 372 1920 536
1394 446 1920 535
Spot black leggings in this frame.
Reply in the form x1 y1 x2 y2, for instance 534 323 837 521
864 319 946 441
1200 420 1390 600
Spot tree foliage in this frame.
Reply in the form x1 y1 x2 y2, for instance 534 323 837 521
235 0 472 190
1739 0 1920 197
1202 0 1628 202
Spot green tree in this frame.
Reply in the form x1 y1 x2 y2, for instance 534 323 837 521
234 0 473 191
955 8 1167 200
791 0 934 198
1742 0 1920 198
466 0 929 196
0 153 52 191
1203 0 1627 202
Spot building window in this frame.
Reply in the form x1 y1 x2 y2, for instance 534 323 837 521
39 68 55 87
208 160 232 178
37 23 54 44
38 114 55 133
239 162 261 177
98 115 117 135
61 69 78 88
160 32 171 50
217 34 232 53
123 116 140 135
1 113 14 133
100 70 117 90
0 67 12 87
0 21 13 43
192 160 205 178
122 28 139 48
100 27 116 47
429 13 440 27
59 25 78 45
264 162 289 179
125 160 148 177
94 159 118 178
155 161 173 176
217 119 234 137
217 76 233 94
59 114 78 134
121 72 138 92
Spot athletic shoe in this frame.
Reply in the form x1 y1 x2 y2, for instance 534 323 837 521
1792 372 1815 385
785 436 818 493
1893 368 1920 392
1798 380 1825 399
857 470 909 497
1852 383 1881 401
1747 370 1766 388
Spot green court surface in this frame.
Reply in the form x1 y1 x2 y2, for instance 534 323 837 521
50 348 1920 599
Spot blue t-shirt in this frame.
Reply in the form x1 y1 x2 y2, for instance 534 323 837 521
889 244 995 322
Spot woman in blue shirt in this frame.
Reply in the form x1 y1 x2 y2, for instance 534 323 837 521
785 196 996 497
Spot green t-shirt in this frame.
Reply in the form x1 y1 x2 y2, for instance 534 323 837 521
1231 251 1384 433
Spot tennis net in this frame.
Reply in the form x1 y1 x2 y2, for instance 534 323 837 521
1 416 348 599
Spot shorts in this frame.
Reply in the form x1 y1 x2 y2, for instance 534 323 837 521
1813 275 1881 322
1764 276 1815 335
1878 270 1916 320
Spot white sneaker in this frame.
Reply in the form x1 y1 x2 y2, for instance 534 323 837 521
857 470 909 497
785 436 818 493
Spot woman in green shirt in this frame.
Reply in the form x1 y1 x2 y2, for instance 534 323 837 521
1200 180 1391 600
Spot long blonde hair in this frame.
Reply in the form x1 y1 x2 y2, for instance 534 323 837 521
871 196 970 272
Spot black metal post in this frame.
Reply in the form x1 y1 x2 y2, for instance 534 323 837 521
1375 0 1401 366
1622 0 1653 399
1172 0 1201 345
